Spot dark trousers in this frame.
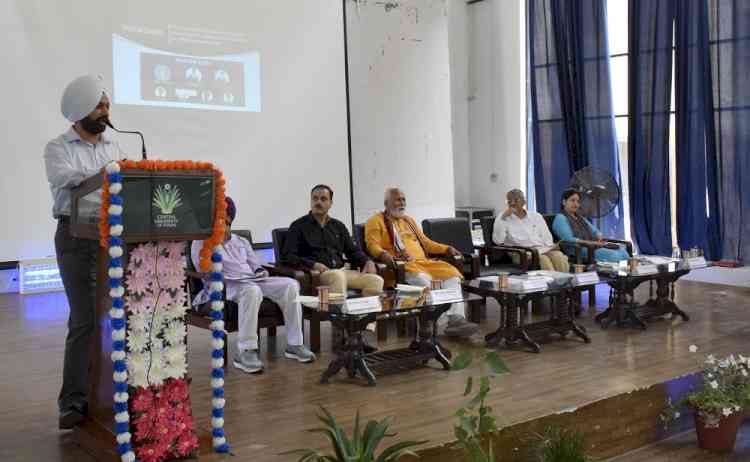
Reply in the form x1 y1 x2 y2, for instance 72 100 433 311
55 220 98 413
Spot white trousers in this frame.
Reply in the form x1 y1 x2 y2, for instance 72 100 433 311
404 273 465 323
227 277 304 351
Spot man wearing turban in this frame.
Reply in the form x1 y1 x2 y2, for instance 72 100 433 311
44 75 127 430
191 197 316 374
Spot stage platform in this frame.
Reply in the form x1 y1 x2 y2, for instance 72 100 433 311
1 278 749 461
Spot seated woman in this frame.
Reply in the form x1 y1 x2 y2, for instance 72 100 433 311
552 188 629 263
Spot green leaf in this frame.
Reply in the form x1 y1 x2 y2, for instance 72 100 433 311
484 351 510 375
375 440 428 462
464 376 474 396
452 351 473 370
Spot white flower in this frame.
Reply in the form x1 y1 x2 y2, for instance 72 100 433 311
127 331 149 353
722 407 733 417
165 303 188 321
742 369 748 377
673 411 681 419
706 354 716 365
707 373 714 379
689 345 698 353
163 321 186 346
735 406 742 412
127 311 150 333
709 380 719 389
164 344 186 365
147 358 166 386
718 359 729 368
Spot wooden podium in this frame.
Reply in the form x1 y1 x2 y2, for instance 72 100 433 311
69 167 218 461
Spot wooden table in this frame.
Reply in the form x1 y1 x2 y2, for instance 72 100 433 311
595 263 691 329
463 278 593 353
302 291 482 386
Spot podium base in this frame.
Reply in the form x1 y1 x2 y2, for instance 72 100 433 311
73 419 118 462
73 419 213 461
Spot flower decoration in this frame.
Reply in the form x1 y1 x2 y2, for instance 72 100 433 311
661 345 750 428
99 160 229 460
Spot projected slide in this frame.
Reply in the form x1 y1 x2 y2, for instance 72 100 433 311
112 34 260 112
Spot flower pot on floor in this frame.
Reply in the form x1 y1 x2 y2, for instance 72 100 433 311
694 412 743 452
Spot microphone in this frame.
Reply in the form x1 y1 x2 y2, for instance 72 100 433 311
104 118 148 160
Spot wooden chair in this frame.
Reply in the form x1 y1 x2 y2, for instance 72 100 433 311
270 226 400 352
185 230 303 366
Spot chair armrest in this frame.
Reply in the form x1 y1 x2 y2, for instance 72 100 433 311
603 238 633 255
557 240 597 265
486 244 539 270
263 263 308 286
467 253 481 278
186 270 206 280
431 254 464 272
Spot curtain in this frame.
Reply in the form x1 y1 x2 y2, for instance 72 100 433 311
675 0 721 260
528 0 624 237
627 0 675 256
707 0 750 262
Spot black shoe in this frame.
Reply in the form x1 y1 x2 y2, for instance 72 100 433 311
59 408 85 430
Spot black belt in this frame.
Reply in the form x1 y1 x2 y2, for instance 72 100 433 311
56 215 71 224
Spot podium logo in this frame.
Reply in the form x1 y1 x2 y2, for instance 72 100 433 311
153 184 183 228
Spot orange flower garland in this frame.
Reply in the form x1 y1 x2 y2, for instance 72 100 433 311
98 160 227 271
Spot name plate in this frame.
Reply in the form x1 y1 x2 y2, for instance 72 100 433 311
681 256 707 270
572 271 600 286
632 264 658 276
342 296 382 314
428 287 464 304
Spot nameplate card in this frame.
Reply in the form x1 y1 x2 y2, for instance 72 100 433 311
342 296 382 314
572 271 600 286
429 287 464 304
681 256 708 270
631 264 658 276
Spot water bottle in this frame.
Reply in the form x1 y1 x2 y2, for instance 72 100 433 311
672 247 680 259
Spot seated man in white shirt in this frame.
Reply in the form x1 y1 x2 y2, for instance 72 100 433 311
191 197 315 373
492 189 569 272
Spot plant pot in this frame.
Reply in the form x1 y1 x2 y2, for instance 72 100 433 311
694 412 743 452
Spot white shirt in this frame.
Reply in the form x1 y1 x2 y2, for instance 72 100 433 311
44 127 126 218
492 210 555 254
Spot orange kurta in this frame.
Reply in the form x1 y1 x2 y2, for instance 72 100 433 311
364 213 462 281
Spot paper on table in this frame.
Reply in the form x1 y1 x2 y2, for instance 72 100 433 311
296 295 319 305
396 284 425 293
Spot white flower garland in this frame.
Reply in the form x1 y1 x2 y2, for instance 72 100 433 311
104 161 137 462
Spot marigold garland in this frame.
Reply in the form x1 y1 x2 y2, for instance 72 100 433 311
98 159 227 272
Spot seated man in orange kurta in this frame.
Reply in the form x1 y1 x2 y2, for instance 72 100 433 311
364 188 479 337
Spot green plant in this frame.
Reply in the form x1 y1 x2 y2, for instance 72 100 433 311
281 407 427 462
533 426 594 462
661 346 750 428
152 183 183 214
450 350 510 462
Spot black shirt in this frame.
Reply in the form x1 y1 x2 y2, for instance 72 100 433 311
281 213 370 270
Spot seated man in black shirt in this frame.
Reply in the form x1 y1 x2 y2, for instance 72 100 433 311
282 184 384 296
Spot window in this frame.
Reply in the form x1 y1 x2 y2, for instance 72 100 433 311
605 0 678 247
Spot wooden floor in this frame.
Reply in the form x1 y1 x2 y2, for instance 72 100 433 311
1 278 749 461
610 423 750 461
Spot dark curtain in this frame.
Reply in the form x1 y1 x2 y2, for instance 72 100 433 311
675 0 721 260
707 0 750 262
627 0 675 256
528 0 624 237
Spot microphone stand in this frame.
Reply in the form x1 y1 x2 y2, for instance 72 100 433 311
104 119 147 160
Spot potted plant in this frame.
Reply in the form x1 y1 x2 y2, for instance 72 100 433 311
661 345 750 452
532 426 594 462
281 407 427 461
450 349 510 461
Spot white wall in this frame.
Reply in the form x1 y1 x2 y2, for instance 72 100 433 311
448 0 526 215
347 0 455 225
